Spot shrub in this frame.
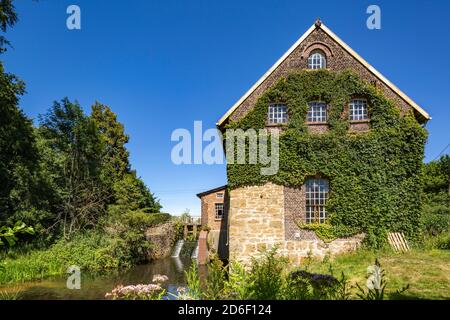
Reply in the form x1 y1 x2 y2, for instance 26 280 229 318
249 247 288 300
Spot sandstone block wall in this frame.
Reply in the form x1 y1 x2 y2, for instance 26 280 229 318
229 182 363 265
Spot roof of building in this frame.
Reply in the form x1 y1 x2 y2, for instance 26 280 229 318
196 185 227 198
217 20 431 126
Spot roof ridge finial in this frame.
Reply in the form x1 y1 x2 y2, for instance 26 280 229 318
315 18 322 27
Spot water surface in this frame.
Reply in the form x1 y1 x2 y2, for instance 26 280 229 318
1 257 194 300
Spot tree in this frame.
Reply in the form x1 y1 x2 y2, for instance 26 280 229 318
91 102 130 184
111 172 162 214
0 0 18 53
422 155 450 235
91 102 161 214
0 62 39 222
37 98 109 238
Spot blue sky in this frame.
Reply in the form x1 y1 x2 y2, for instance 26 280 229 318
2 0 450 215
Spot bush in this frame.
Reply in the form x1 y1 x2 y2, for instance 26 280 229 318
0 212 174 284
249 248 288 300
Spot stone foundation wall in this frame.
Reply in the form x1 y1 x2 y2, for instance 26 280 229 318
229 182 363 265
145 221 177 260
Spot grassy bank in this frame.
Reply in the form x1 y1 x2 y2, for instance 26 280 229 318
0 212 173 285
306 249 450 300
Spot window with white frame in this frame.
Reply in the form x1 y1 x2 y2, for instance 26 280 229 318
215 203 224 220
305 178 329 224
216 192 224 199
307 51 326 69
268 104 288 124
307 102 327 122
349 99 369 121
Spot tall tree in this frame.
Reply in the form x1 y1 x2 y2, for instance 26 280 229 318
38 98 109 238
0 61 38 222
0 0 17 53
90 102 161 213
91 102 130 183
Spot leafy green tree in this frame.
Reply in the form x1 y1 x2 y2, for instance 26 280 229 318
37 98 109 238
0 0 17 53
0 62 39 222
422 155 450 235
91 102 130 185
91 102 161 214
111 172 161 213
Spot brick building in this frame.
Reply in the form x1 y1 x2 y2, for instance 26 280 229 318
197 20 430 264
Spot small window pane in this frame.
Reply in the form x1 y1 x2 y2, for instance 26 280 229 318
268 104 288 124
308 51 326 69
216 192 224 198
349 99 369 121
215 203 224 220
305 178 329 224
307 102 327 122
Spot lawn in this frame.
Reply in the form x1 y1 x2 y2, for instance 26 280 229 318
306 249 450 300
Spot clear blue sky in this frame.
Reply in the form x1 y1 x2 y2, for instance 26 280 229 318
2 0 450 215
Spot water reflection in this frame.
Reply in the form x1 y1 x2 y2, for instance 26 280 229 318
0 257 193 300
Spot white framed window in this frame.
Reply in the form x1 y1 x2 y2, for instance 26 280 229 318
305 178 329 224
215 203 224 220
216 192 224 199
307 102 327 122
349 99 369 121
268 104 288 124
307 51 326 69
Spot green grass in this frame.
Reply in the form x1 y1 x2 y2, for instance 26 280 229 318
305 249 450 300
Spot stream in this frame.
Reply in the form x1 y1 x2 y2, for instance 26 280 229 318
1 257 199 300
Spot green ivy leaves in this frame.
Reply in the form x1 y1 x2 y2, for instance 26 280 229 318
225 70 427 247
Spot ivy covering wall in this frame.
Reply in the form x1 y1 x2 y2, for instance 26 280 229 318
225 70 427 247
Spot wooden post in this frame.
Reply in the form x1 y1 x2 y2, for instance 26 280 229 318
183 225 188 240
193 224 197 239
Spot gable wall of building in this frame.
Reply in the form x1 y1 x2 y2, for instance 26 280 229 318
228 28 416 124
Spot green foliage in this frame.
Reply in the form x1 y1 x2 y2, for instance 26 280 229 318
223 261 255 299
249 247 288 299
0 221 34 247
37 98 107 238
225 70 427 247
0 62 40 224
0 213 172 284
0 0 17 53
184 262 202 299
423 230 450 250
283 269 350 300
110 172 162 213
297 222 359 243
202 255 226 300
181 249 410 300
422 156 450 237
91 102 130 183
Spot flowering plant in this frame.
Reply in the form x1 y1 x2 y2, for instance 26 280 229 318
105 274 168 300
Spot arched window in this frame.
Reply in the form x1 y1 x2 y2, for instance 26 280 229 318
307 50 327 69
305 178 329 224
